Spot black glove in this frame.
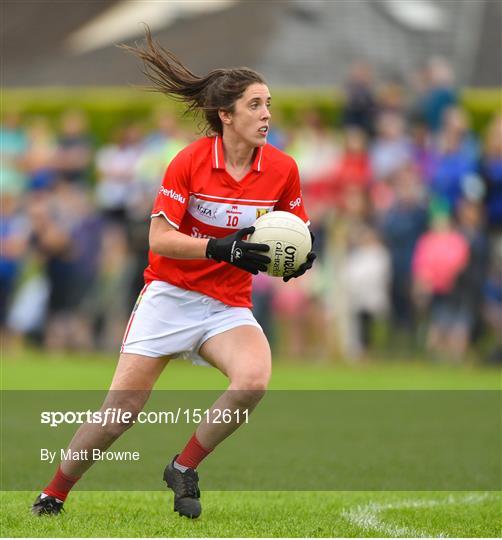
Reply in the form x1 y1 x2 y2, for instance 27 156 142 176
283 232 316 282
206 226 271 275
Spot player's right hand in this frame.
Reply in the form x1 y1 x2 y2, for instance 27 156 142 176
206 226 271 275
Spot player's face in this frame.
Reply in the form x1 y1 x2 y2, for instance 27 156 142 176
224 83 272 147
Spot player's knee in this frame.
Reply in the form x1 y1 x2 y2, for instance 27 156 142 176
230 365 271 397
99 400 143 438
102 411 140 438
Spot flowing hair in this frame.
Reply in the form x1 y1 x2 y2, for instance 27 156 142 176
121 26 266 134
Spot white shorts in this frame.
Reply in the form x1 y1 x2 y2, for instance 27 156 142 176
121 281 262 364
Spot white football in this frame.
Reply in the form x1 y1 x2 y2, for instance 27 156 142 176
249 211 311 277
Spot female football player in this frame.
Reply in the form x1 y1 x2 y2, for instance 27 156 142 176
32 28 315 519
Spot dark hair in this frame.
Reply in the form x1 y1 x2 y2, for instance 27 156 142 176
121 26 266 135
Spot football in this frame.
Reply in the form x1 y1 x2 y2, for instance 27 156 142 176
249 211 311 277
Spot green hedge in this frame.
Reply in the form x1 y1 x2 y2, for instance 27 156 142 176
2 87 500 144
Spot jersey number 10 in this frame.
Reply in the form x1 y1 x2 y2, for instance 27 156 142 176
226 215 239 227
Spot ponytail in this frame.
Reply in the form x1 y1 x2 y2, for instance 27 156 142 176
121 26 266 134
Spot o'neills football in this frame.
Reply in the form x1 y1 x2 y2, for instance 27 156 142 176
248 211 311 277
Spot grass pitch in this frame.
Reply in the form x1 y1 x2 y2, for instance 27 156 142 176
2 348 500 390
1 350 500 537
2 490 501 538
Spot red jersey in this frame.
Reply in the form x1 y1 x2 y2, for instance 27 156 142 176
145 135 309 307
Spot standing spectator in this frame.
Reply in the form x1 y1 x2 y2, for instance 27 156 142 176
377 79 406 115
89 226 130 351
455 198 489 344
344 224 390 358
370 112 411 182
412 208 470 360
441 107 479 163
287 109 339 186
53 110 93 186
342 61 377 137
140 110 188 166
409 120 435 182
95 123 144 227
479 115 502 231
0 193 29 343
329 185 374 358
1 111 28 195
143 109 179 147
429 111 478 210
22 117 57 191
380 167 428 336
332 127 372 207
417 57 458 132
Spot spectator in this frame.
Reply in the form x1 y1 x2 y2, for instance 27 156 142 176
288 109 339 186
441 107 479 163
380 166 428 335
0 193 29 342
1 111 28 195
418 57 458 132
455 198 489 343
134 112 188 203
429 109 478 210
89 226 130 351
328 185 374 358
332 127 372 207
412 206 470 360
344 224 390 358
141 110 188 162
53 110 93 186
95 123 144 227
479 115 502 231
370 112 411 181
342 61 377 137
409 120 435 181
377 79 406 115
22 117 57 191
341 185 373 225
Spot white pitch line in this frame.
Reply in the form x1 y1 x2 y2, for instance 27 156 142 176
342 492 494 538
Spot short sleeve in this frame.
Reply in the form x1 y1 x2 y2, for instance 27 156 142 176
151 151 190 229
275 160 310 225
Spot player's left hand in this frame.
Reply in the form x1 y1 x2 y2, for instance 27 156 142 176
283 232 316 282
283 252 316 282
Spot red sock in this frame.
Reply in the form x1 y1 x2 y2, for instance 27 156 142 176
176 434 213 469
43 465 81 502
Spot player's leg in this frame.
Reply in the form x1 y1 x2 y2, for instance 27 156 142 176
32 352 169 515
195 324 271 447
61 352 170 477
164 325 271 518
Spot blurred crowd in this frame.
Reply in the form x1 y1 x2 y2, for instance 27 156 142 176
2 58 501 363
